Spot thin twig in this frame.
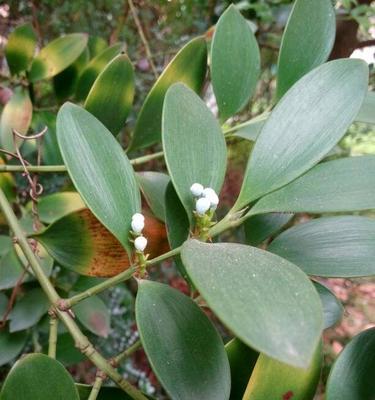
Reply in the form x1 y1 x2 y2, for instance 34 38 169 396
112 340 142 366
88 372 105 400
48 312 58 358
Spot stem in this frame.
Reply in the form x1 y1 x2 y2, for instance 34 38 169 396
63 266 137 309
222 112 270 135
114 340 142 366
0 188 147 400
88 375 104 400
48 315 58 358
145 246 181 266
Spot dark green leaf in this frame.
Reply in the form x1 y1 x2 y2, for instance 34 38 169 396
137 172 170 222
356 91 375 124
235 59 369 209
250 156 375 216
0 353 80 400
181 240 323 368
87 36 107 59
129 37 207 151
5 23 37 75
76 384 133 399
57 103 141 254
162 83 227 220
276 0 336 99
44 333 85 366
313 282 343 329
85 54 135 135
29 33 88 82
136 280 231 400
0 235 12 257
326 328 375 400
211 5 260 121
0 329 27 367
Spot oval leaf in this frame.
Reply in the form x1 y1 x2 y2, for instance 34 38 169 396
75 43 124 101
0 353 80 400
84 54 135 135
56 103 141 254
235 59 369 209
0 329 27 367
276 0 335 99
129 37 207 151
136 280 230 400
250 156 375 216
326 328 375 400
5 23 37 76
29 33 88 82
0 87 32 151
162 83 227 220
314 282 343 329
243 341 322 400
356 91 375 125
268 216 375 277
211 5 260 121
181 240 323 368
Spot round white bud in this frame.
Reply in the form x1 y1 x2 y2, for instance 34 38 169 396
132 213 145 222
202 187 219 208
134 235 147 252
190 183 204 197
195 197 211 215
131 218 144 234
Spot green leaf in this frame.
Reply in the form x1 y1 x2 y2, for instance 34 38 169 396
250 156 375 216
0 353 80 400
73 296 110 337
181 240 323 368
56 103 141 254
326 328 375 400
137 172 170 222
356 91 375 124
75 43 124 101
0 87 32 151
314 282 343 329
269 216 375 278
0 292 7 317
225 338 258 400
129 37 207 151
87 36 107 59
0 329 27 367
35 191 86 224
29 33 88 82
162 83 227 220
76 384 134 399
84 54 135 135
243 341 322 400
232 113 268 142
276 0 336 99
235 59 369 209
9 288 49 332
211 5 260 121
244 212 293 246
0 235 12 257
45 333 85 366
136 280 231 400
5 23 37 76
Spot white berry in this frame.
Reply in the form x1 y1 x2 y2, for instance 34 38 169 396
195 197 211 215
202 187 219 208
134 236 147 252
131 218 144 234
190 183 204 197
132 213 145 222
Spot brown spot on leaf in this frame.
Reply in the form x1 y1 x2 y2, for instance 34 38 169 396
282 391 294 400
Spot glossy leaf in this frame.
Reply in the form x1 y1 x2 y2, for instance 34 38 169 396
5 23 37 75
326 328 375 400
75 43 124 101
85 54 135 135
235 59 369 209
36 191 86 224
57 103 141 254
87 36 107 58
129 37 207 151
314 282 343 329
181 240 323 368
137 171 170 222
0 353 80 400
225 338 258 400
276 0 335 99
9 288 49 332
0 329 27 367
243 342 322 400
250 156 375 216
136 280 231 400
0 87 32 151
244 212 293 246
162 84 227 220
211 5 260 121
269 216 375 277
356 91 375 124
34 209 169 277
73 296 110 337
29 33 88 82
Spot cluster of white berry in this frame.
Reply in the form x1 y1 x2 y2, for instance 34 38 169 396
190 183 219 215
131 213 147 252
